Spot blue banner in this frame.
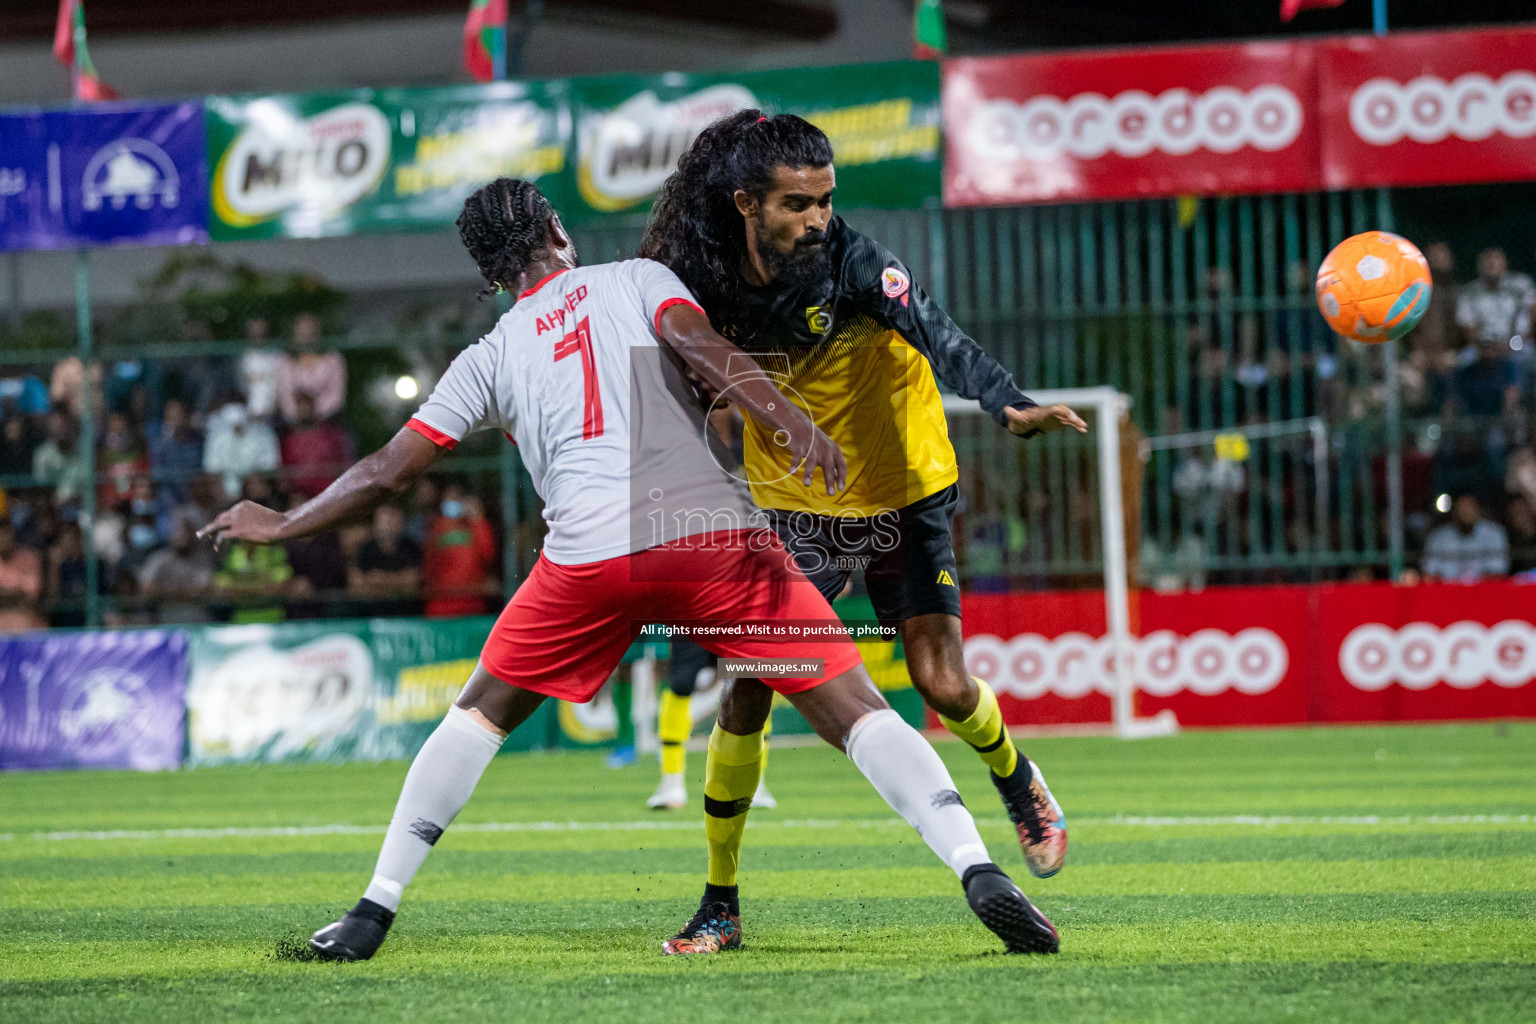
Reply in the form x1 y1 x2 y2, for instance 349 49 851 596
0 102 208 252
0 630 188 771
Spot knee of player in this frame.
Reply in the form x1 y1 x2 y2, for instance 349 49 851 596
913 665 976 718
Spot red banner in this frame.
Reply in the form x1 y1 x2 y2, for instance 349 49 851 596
941 26 1536 205
958 581 1536 729
1318 26 1536 190
942 41 1321 206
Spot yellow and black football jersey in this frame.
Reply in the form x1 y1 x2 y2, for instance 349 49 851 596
717 216 1037 516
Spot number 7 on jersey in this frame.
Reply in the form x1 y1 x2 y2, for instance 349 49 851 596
553 315 604 440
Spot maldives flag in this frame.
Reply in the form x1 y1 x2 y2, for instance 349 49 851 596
913 0 946 59
53 0 119 101
463 0 508 82
1280 0 1347 21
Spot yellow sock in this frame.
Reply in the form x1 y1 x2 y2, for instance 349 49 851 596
703 724 764 887
938 677 1020 778
658 690 691 776
760 716 771 781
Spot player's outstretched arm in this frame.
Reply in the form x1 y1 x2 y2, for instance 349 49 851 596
198 427 447 548
657 303 846 494
1003 404 1088 437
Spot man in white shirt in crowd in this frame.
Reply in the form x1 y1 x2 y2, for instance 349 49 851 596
1456 247 1536 356
1421 494 1510 583
203 402 280 500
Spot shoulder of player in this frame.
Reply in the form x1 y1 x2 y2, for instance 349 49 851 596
829 218 911 311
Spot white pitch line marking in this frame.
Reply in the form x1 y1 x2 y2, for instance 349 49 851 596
0 814 1530 844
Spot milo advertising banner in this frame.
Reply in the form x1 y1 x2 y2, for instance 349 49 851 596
186 616 557 764
205 81 570 240
567 60 942 223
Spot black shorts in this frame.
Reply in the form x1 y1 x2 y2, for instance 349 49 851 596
667 639 717 697
763 484 962 632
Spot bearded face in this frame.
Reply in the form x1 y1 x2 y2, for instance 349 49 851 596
739 163 836 294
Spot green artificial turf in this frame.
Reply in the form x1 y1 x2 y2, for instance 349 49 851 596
2 723 1533 1023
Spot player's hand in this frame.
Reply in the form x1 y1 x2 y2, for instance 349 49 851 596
782 424 847 495
197 501 289 550
1005 404 1088 438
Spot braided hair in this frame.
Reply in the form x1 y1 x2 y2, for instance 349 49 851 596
456 177 557 296
638 111 833 329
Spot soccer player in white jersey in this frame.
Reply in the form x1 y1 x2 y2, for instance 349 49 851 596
200 178 1058 962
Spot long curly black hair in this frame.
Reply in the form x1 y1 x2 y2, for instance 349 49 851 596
456 177 557 296
638 110 833 329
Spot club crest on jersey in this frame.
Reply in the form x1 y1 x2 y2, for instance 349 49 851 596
805 305 832 335
881 266 910 306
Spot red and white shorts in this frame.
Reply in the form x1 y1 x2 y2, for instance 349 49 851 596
480 529 863 703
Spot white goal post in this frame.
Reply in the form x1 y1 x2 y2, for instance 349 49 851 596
944 387 1179 741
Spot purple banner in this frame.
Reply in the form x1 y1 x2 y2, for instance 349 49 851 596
0 630 187 771
0 102 208 252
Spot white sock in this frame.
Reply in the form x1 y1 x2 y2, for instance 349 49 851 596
844 708 993 879
362 705 505 911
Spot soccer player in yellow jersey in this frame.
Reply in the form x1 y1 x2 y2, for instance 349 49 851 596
640 111 1087 953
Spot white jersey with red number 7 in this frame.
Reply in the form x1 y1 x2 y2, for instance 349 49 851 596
408 258 757 567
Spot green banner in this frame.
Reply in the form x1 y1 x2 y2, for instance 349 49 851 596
202 63 938 239
568 60 941 224
206 81 571 241
186 617 669 764
186 616 554 764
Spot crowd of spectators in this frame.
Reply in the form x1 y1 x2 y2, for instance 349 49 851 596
4 237 1533 631
0 306 502 631
1399 245 1536 583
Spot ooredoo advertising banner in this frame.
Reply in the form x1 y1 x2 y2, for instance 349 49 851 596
0 102 207 252
1317 26 1536 190
0 630 187 771
205 81 572 241
942 41 1321 207
566 61 941 225
961 581 1536 729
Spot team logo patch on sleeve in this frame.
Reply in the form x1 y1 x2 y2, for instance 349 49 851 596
805 305 832 334
881 266 911 306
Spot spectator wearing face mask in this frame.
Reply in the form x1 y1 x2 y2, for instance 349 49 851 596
422 484 496 618
278 313 347 424
117 487 165 587
1421 495 1509 583
204 402 280 501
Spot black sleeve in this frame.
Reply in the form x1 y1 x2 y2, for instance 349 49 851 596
841 222 1036 428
